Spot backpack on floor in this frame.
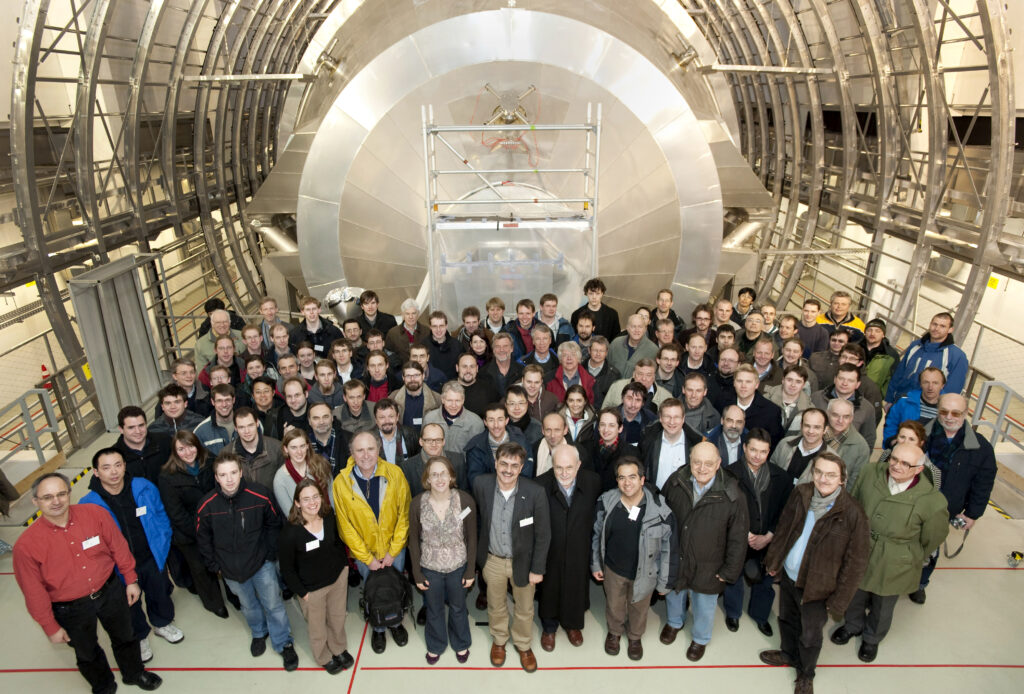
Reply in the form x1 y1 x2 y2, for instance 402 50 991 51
360 566 412 628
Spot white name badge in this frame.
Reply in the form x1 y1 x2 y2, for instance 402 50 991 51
458 506 471 521
413 417 422 426
314 344 325 353
628 506 640 521
519 516 534 527
82 536 100 550
305 540 320 552
136 506 147 517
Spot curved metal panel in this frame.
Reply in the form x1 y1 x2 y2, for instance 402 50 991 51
297 9 724 314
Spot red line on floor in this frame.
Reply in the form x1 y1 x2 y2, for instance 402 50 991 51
934 567 1021 570
2 663 1023 675
347 621 368 694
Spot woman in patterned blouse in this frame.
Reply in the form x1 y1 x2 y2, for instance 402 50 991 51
407 456 478 665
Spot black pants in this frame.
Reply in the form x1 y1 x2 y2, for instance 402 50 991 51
129 555 176 639
176 541 226 613
52 573 144 693
778 573 828 679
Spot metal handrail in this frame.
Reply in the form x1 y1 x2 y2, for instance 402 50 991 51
971 381 1024 452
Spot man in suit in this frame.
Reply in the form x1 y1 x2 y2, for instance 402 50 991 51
536 445 601 651
473 442 551 673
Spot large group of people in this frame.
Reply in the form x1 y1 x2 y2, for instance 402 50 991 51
12 282 998 694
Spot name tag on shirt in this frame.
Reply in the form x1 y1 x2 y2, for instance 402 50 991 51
82 536 100 550
305 540 320 552
519 516 534 528
413 417 422 426
314 345 325 353
135 506 147 517
628 506 640 521
458 506 471 521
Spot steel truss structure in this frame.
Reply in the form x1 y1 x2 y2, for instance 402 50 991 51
7 0 1017 382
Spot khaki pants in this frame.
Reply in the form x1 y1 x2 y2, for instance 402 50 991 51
299 567 349 666
602 566 652 641
483 554 536 650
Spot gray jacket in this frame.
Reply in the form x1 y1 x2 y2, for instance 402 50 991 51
684 398 721 437
591 487 675 603
422 408 485 457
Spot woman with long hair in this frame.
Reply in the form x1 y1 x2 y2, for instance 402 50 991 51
468 329 493 367
407 456 477 665
158 430 228 617
273 429 332 514
561 384 595 446
589 407 629 492
278 479 353 674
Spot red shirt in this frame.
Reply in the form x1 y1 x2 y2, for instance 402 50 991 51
13 504 138 636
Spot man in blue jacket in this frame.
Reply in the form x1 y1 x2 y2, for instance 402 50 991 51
884 312 967 409
882 367 946 447
80 448 183 664
466 402 535 487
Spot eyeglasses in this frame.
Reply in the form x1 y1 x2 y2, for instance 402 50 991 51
421 438 444 445
889 460 923 470
298 495 321 504
691 460 718 470
36 490 71 503
428 472 450 480
812 470 841 481
938 409 965 418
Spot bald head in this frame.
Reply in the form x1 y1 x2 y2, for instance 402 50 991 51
552 443 582 488
690 441 722 485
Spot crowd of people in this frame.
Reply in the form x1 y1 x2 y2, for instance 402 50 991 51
12 281 998 694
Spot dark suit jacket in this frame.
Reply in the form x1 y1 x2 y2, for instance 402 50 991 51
728 391 784 447
639 423 705 492
473 474 551 586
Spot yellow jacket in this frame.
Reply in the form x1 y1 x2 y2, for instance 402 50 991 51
332 457 411 564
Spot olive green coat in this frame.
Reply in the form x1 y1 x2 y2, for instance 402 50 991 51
851 461 949 596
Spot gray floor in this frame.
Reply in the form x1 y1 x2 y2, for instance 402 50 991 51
2 438 1023 693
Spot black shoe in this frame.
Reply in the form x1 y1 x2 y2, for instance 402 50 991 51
725 617 739 632
390 624 409 647
830 626 855 645
123 671 162 691
282 644 299 671
757 621 774 637
371 630 386 654
324 658 344 675
210 606 229 619
908 589 926 605
333 651 355 671
858 642 878 662
417 605 427 626
251 635 268 657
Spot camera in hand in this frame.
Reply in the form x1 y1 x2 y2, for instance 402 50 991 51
950 516 967 530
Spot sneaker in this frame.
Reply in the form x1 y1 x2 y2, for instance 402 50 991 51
282 644 299 671
251 635 268 657
152 624 184 644
139 637 153 663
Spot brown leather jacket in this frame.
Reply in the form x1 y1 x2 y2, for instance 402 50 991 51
764 483 869 614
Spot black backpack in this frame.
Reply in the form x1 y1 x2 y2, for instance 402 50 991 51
360 566 412 628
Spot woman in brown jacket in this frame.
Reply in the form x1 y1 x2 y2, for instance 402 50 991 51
407 456 478 665
759 451 870 694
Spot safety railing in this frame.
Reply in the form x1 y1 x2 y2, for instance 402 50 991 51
972 381 1024 452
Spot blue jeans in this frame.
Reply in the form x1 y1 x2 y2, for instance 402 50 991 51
422 565 472 655
666 589 717 645
224 561 293 652
355 551 407 633
723 572 776 624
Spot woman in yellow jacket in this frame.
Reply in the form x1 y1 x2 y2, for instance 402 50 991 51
332 430 411 654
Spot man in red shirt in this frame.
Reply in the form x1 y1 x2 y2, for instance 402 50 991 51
13 472 163 692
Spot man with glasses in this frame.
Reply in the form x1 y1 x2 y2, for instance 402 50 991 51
400 423 467 495
912 394 997 603
474 442 551 672
660 442 748 662
830 443 948 662
14 473 164 692
759 452 869 694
